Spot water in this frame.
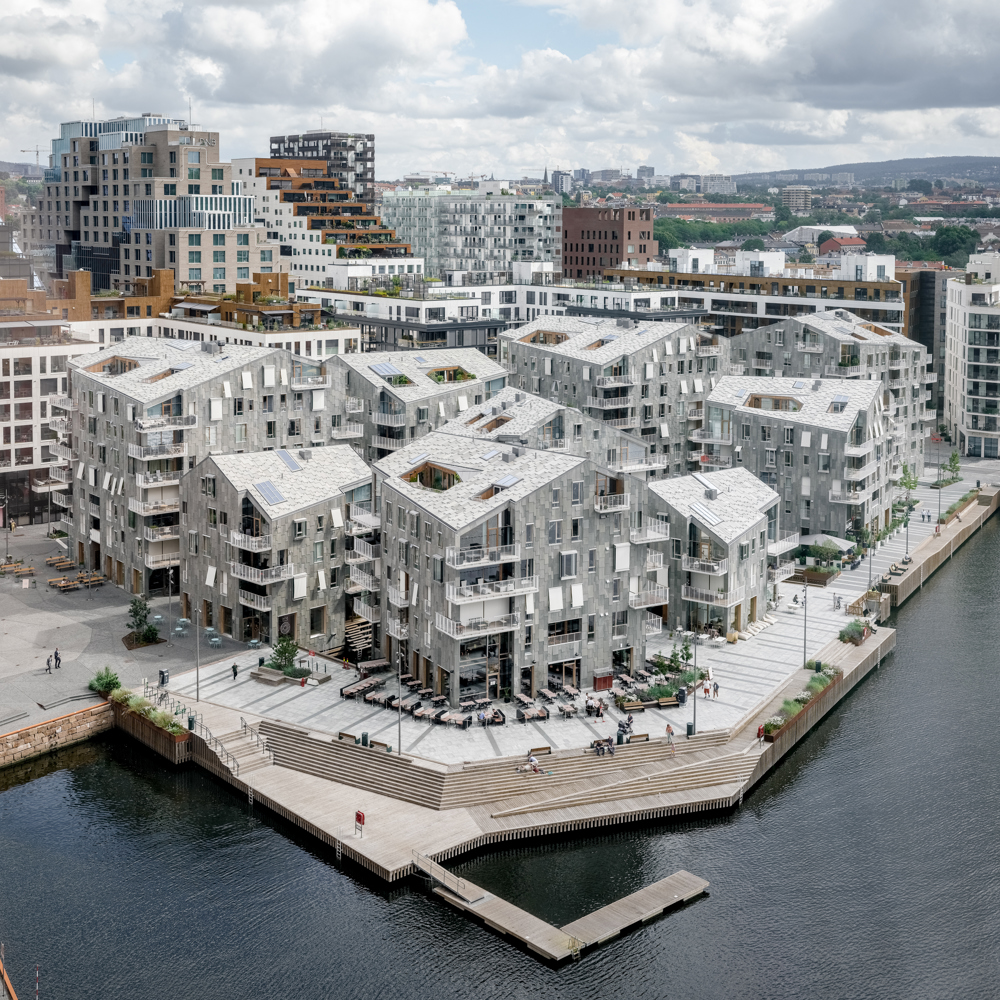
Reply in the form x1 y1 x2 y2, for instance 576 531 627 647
3 520 1000 999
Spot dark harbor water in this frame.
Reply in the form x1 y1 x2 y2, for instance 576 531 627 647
2 521 1000 999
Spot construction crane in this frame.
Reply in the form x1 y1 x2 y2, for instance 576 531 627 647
20 146 43 167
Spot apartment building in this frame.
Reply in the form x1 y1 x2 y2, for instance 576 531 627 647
562 206 658 279
782 186 812 212
0 279 103 523
605 250 905 335
728 312 933 469
179 445 371 651
372 431 668 704
332 349 507 461
268 131 375 201
704 376 894 543
944 253 1000 456
648 468 779 634
61 339 323 594
498 316 728 478
380 186 561 278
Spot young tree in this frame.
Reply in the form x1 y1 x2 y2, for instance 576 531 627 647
126 596 151 635
268 634 299 674
947 450 962 478
899 462 919 502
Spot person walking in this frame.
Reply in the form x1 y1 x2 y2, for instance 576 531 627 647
713 681 719 699
665 723 675 756
596 700 604 720
232 662 238 680
703 679 710 699
757 723 765 746
54 647 61 669
45 655 52 674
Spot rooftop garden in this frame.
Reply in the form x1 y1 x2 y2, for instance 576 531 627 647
406 461 460 492
427 366 475 384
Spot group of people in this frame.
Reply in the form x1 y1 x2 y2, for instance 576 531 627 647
477 707 504 727
44 647 61 673
584 695 605 718
702 680 720 699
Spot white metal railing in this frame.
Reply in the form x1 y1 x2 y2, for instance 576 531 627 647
686 407 704 422
797 343 824 353
611 455 670 473
768 562 797 582
386 583 409 607
349 502 381 529
844 458 878 482
228 562 296 584
60 512 74 527
353 596 381 623
825 364 862 377
144 524 180 542
385 617 409 640
128 496 180 516
49 416 70 434
51 465 72 483
844 439 874 458
144 552 181 569
345 397 364 413
629 584 670 608
587 394 633 410
594 373 636 387
611 622 629 639
239 589 272 612
373 410 407 427
135 414 198 431
331 422 364 439
136 471 181 488
346 537 381 563
89 501 101 518
445 543 520 568
446 575 538 604
688 428 733 444
630 519 670 543
48 394 77 411
699 453 733 468
696 344 722 356
594 493 630 512
887 377 907 390
682 555 729 575
602 416 639 428
829 489 865 504
435 611 520 638
769 531 800 556
290 373 332 390
373 435 404 451
645 550 665 570
128 442 188 460
52 490 70 507
681 584 743 606
50 442 73 460
349 565 381 591
644 612 663 635
230 530 272 552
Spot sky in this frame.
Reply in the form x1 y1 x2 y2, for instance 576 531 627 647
3 0 1000 179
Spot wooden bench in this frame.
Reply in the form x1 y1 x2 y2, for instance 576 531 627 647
56 580 80 592
529 746 551 756
47 576 68 587
44 555 65 566
628 733 649 743
338 731 358 743
370 740 392 753
13 566 34 576
657 696 680 709
590 739 616 755
621 700 645 712
0 562 21 571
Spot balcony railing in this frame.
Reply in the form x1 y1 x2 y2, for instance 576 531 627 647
230 530 272 552
446 575 539 604
594 493 630 512
60 512 74 528
373 410 407 427
136 471 181 488
345 397 364 413
696 344 722 357
445 543 520 569
610 455 670 474
127 442 188 460
239 589 272 612
349 502 381 529
768 562 797 583
135 414 198 432
644 612 663 635
825 364 863 378
630 520 670 543
645 550 665 570
682 555 729 575
688 428 733 444
829 489 866 504
587 394 633 410
699 453 733 468
49 416 70 434
602 416 639 428
331 422 364 439
385 617 409 641
50 465 72 483
373 435 405 452
686 407 704 422
128 496 180 516
353 595 381 623
349 565 381 591
144 552 181 569
290 373 332 390
594 373 636 387
386 583 409 607
346 538 381 563
48 394 77 411
844 439 874 458
89 501 101 519
435 611 520 638
144 524 180 543
628 584 670 609
681 584 743 606
547 637 582 661
50 442 73 461
52 490 71 508
769 530 800 556
844 458 878 482
228 562 296 584
797 343 824 353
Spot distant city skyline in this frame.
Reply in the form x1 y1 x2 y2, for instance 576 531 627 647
3 1 1000 179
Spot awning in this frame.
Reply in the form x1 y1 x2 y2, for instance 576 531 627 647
799 533 853 552
179 302 219 313
262 309 293 315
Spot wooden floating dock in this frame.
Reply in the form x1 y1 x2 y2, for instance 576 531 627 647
430 867 709 963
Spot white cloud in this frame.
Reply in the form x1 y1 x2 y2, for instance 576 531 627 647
2 0 1000 178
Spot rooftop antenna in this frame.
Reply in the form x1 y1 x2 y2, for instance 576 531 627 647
188 96 192 127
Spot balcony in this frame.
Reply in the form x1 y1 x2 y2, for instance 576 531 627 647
373 410 407 427
699 453 733 469
768 562 797 583
602 416 639 428
345 397 364 413
611 622 629 639
373 435 405 452
89 501 101 519
239 589 272 613
688 428 733 445
290 372 332 390
346 537 381 563
50 442 73 461
844 439 874 458
797 342 824 353
686 406 704 422
446 575 539 604
49 416 70 434
136 471 181 488
144 552 181 569
644 612 663 636
844 458 878 482
630 520 670 543
331 422 364 439
887 377 907 390
547 637 582 661
144 524 180 543
682 555 729 575
696 344 722 357
825 364 863 378
128 496 180 516
594 492 630 513
629 583 670 609
385 617 409 641
349 502 380 530
587 394 633 410
769 530 800 556
52 490 71 508
230 530 272 552
435 611 520 638
348 565 381 592
50 465 72 483
135 414 198 432
60 512 74 529
90 528 101 544
48 395 77 411
829 488 866 504
681 584 743 606
353 595 381 623
127 442 188 460
228 562 296 584
645 550 665 570
386 583 409 607
594 373 636 387
445 543 520 569
610 455 670 474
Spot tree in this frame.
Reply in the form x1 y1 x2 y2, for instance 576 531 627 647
741 237 765 251
934 179 944 189
907 179 933 196
268 634 300 674
899 462 919 502
865 232 888 253
947 450 962 478
865 208 882 223
126 596 151 635
816 230 835 248
798 250 815 263
775 205 793 223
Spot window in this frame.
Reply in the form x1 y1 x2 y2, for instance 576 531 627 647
588 548 596 572
560 551 578 579
612 579 620 601
572 481 583 505
163 184 176 195
212 168 224 181
237 267 249 280
213 234 226 246
572 517 581 540
188 251 201 263
313 541 324 562
201 476 216 497
188 234 201 246
548 520 562 544
551 487 560 506
294 519 307 539
525 523 533 547
260 250 272 262
213 250 226 263
188 168 200 179
587 614 595 641
236 250 249 263
208 507 217 527
213 267 225 280
236 233 249 246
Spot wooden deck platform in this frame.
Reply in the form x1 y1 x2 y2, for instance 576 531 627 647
432 868 709 962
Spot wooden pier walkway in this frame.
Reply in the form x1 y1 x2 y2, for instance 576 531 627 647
431 868 709 963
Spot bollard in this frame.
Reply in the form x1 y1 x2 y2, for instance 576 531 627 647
361 731 369 747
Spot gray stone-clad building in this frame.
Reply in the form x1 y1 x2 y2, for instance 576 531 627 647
705 376 893 544
372 431 669 704
497 316 732 479
179 445 371 650
728 310 932 479
648 468 779 634
331 348 508 462
64 339 325 594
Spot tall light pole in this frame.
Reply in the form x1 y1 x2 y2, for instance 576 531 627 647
195 606 201 702
691 632 699 736
802 583 808 667
0 490 7 562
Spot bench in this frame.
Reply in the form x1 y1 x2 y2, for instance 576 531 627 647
338 732 357 743
44 555 65 566
621 700 646 712
56 580 80 592
657 696 680 709
370 740 392 753
0 562 21 571
529 746 551 756
48 576 67 587
627 733 649 743
13 566 34 576
590 739 616 755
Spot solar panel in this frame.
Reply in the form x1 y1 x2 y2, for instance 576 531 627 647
254 480 286 506
407 452 429 467
833 394 850 404
692 472 714 490
480 448 501 461
493 474 522 489
793 380 805 388
690 500 722 526
276 449 302 472
370 361 403 377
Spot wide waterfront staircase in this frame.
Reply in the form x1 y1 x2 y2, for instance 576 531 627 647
257 720 759 819
199 723 275 778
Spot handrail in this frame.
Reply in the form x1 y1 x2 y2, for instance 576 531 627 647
241 715 274 764
412 849 467 893
196 719 240 775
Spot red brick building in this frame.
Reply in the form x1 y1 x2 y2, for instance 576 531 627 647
562 206 657 279
819 236 867 256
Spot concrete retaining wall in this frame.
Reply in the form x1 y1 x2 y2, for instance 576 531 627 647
0 703 114 770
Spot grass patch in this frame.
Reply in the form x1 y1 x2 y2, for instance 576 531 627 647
110 688 186 735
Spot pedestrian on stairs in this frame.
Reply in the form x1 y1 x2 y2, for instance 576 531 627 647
232 662 239 680
665 723 675 755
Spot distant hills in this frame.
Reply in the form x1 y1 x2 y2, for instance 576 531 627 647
0 160 44 178
734 156 1000 186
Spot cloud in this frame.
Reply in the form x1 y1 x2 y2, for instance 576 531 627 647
2 0 1000 179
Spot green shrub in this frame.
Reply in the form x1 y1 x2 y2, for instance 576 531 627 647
284 665 311 679
781 698 802 718
839 619 867 643
88 667 121 693
646 684 676 700
140 623 160 644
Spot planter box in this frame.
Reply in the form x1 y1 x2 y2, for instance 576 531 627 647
765 673 844 743
940 492 980 525
792 569 841 587
112 702 191 765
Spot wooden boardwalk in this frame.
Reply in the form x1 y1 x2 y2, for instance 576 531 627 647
432 868 709 962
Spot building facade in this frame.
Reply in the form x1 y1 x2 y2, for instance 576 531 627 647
562 206 658 280
267 131 375 201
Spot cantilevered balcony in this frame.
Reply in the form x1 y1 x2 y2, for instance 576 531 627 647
594 492 630 512
681 555 729 575
681 584 744 607
239 589 272 612
127 442 188 460
444 543 520 569
628 583 670 609
445 576 538 604
230 530 272 552
435 612 520 638
228 562 296 584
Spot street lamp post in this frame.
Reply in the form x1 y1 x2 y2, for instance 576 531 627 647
195 607 201 702
0 490 7 562
691 632 699 736
802 583 808 668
